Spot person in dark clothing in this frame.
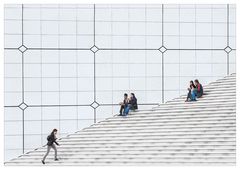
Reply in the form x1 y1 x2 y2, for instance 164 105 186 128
185 80 196 102
119 93 129 116
129 93 138 110
42 129 59 164
194 79 203 98
124 93 138 116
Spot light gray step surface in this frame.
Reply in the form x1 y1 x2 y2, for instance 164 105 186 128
79 126 236 133
25 143 236 152
7 158 236 164
93 117 235 126
80 126 235 134
169 94 236 102
125 110 235 118
156 100 235 107
99 115 236 124
14 155 236 162
5 73 236 165
86 123 236 132
137 107 235 114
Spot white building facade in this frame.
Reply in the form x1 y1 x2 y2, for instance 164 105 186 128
4 4 236 160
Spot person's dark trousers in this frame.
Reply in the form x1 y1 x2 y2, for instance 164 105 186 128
119 105 124 115
197 92 203 98
186 90 191 101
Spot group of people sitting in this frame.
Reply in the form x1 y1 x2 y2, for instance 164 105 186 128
117 79 203 117
185 79 203 102
118 93 138 116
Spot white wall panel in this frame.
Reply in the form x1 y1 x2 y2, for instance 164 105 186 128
4 4 236 161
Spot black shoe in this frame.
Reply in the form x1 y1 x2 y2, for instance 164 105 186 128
41 160 45 164
118 114 122 116
54 158 59 161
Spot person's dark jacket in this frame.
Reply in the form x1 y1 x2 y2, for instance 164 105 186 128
129 97 138 110
196 83 203 97
47 134 59 146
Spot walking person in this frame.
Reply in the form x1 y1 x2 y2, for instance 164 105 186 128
42 129 60 164
185 80 196 102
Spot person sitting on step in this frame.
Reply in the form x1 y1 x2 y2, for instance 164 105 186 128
194 79 203 98
129 93 138 111
185 80 196 102
190 79 203 101
118 93 129 116
123 93 138 116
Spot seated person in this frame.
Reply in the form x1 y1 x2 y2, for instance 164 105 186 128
191 79 203 101
129 93 138 110
123 93 138 116
185 80 196 102
194 79 203 98
118 93 129 116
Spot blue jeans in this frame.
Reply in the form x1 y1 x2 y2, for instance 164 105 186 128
123 105 130 116
191 90 197 101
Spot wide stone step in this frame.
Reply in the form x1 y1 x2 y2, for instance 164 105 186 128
137 107 235 115
26 146 236 153
95 117 235 126
152 103 235 110
82 125 235 134
89 122 236 131
4 162 235 166
96 118 236 128
170 94 235 102
7 157 236 164
19 152 235 159
74 129 236 137
71 128 236 137
47 140 237 146
160 100 235 107
126 110 235 119
16 154 236 161
128 110 235 117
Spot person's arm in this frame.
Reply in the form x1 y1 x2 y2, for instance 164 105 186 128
54 140 60 146
197 84 200 92
53 136 60 146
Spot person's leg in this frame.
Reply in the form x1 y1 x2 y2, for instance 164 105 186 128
123 105 130 116
119 105 124 115
52 144 58 160
191 91 196 101
197 92 203 98
186 90 191 101
127 104 133 115
42 145 51 162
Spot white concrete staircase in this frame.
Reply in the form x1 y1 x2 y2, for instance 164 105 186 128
5 73 236 166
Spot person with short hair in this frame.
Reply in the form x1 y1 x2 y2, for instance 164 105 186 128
42 129 60 164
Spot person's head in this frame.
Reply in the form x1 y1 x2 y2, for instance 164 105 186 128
190 80 194 86
194 79 199 85
130 93 135 98
51 129 58 136
124 93 128 99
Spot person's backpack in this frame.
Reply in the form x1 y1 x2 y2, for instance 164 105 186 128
47 135 51 141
